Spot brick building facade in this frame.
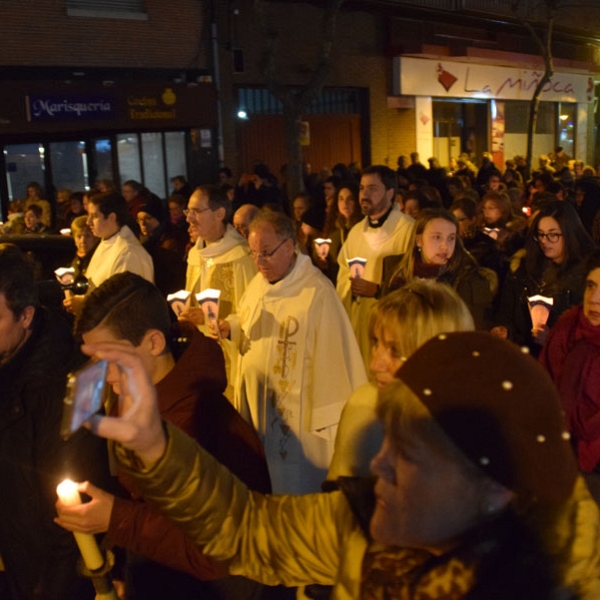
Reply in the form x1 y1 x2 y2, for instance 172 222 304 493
1 0 599 211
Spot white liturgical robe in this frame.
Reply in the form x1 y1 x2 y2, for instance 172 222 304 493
86 225 154 289
336 206 414 365
185 224 257 319
186 225 257 400
229 253 367 494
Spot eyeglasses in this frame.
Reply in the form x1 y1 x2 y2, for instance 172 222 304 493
534 232 563 243
183 207 211 218
250 238 289 261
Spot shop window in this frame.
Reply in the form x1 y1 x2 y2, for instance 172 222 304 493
557 102 576 159
4 143 45 202
504 100 557 163
165 132 187 191
50 141 88 192
93 139 114 186
117 134 142 186
505 100 556 134
66 0 148 20
141 133 166 199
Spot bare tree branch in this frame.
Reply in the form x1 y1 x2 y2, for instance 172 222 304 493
253 0 292 106
520 0 557 174
297 0 345 106
254 0 344 112
252 0 345 200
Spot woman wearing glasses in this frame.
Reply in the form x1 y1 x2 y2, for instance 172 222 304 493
492 200 595 354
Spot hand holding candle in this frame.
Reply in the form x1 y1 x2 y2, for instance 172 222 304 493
56 479 104 571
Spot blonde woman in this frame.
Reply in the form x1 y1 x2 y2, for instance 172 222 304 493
327 278 474 481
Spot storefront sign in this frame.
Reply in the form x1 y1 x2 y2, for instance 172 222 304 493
1 80 216 135
127 88 177 120
26 94 115 122
394 57 594 103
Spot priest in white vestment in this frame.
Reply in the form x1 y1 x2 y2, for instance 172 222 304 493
182 185 257 399
215 211 367 494
336 166 414 365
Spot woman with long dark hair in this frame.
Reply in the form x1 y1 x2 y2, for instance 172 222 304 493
492 200 596 354
325 180 362 262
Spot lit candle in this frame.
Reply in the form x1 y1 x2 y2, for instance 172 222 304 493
56 479 104 571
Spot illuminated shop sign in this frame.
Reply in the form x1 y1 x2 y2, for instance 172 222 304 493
26 95 116 122
394 57 594 103
127 88 177 120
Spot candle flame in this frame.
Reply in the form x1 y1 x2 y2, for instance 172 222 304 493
57 479 77 496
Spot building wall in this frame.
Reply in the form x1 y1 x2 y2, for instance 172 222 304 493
216 2 418 174
0 1 207 68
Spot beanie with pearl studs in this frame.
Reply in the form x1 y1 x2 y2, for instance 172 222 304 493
397 331 578 504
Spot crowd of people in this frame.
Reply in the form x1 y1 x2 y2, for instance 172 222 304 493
2 149 600 599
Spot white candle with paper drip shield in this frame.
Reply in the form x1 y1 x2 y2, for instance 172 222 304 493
56 479 104 571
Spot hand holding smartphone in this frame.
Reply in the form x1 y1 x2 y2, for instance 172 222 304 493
61 360 108 440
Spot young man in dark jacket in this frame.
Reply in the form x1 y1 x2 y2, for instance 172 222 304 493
58 271 271 600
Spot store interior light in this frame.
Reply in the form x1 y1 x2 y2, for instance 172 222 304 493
237 110 248 120
559 114 569 121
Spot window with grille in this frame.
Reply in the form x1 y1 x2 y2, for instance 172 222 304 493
66 0 148 20
237 87 361 116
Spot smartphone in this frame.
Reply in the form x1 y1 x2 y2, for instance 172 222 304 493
61 360 108 440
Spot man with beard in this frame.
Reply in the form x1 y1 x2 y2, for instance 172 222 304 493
336 165 414 365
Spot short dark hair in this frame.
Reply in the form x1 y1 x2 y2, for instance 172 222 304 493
361 165 397 194
0 244 37 317
122 180 143 193
196 184 232 223
218 167 232 178
170 175 187 185
546 181 564 196
449 196 477 220
405 190 434 211
26 181 43 197
76 272 172 349
70 191 85 205
89 192 130 227
25 203 43 219
168 193 186 207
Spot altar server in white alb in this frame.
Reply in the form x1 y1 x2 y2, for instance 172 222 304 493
336 165 414 365
213 210 367 495
63 191 153 315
